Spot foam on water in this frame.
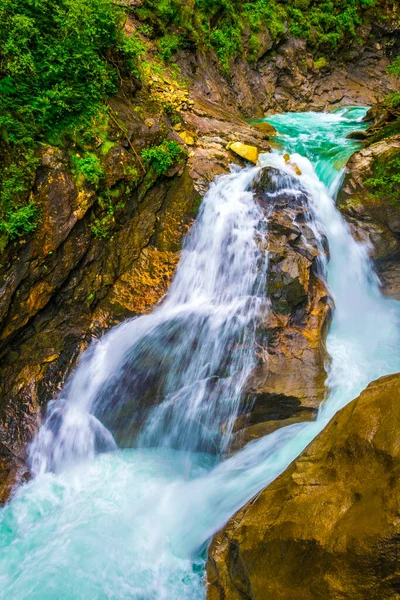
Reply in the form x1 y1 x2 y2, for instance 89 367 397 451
1 107 400 600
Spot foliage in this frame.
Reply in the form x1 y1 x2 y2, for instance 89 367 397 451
365 152 400 205
134 0 377 73
0 201 39 239
0 0 143 243
90 188 126 239
387 56 400 77
71 153 105 188
158 34 182 61
141 140 186 176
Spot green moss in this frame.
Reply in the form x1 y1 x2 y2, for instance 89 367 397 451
141 140 186 176
71 152 105 188
313 56 328 69
90 187 126 239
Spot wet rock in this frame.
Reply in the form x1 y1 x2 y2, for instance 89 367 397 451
208 373 400 600
250 121 277 137
346 129 369 140
229 167 331 449
377 257 400 300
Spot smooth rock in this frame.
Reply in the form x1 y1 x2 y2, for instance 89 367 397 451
226 142 259 164
208 373 400 600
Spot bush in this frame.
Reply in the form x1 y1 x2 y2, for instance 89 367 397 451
365 153 400 205
141 140 186 176
158 34 182 61
0 201 39 239
71 153 105 188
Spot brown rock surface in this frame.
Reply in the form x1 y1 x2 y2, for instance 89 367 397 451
178 23 398 118
338 133 400 297
230 167 331 449
207 372 400 600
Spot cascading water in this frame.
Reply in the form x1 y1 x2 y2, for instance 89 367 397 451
1 107 400 600
28 166 268 475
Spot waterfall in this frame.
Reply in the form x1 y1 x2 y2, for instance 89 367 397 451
29 166 269 474
1 107 399 600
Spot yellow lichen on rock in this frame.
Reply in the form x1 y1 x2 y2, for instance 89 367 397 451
178 131 196 146
226 141 259 164
111 247 180 314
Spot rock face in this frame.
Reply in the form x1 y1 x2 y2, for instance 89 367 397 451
178 22 399 118
230 167 331 449
207 373 400 600
338 132 400 299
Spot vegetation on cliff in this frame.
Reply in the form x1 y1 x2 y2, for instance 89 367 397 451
363 58 400 206
135 0 378 72
0 0 143 242
0 0 390 247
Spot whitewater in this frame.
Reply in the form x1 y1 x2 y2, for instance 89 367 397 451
1 107 400 600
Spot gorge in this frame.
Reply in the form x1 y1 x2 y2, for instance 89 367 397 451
0 2 400 599
1 107 400 598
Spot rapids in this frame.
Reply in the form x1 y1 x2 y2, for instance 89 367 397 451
1 107 400 600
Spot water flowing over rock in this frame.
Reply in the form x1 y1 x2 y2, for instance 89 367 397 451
1 106 400 600
0 91 270 497
207 373 400 600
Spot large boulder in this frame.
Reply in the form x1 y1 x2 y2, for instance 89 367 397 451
207 373 400 600
229 167 331 449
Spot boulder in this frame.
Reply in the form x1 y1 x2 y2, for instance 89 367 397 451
226 142 259 164
250 121 277 137
229 167 331 449
346 129 369 140
207 373 400 600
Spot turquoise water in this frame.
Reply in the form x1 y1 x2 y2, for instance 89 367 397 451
1 107 400 600
266 106 368 187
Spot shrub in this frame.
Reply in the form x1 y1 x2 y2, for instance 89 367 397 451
158 34 182 61
365 153 400 205
71 153 105 188
0 201 39 239
141 140 186 176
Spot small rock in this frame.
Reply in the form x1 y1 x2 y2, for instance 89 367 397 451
226 141 259 164
179 131 196 146
284 153 302 175
346 130 368 140
251 121 277 137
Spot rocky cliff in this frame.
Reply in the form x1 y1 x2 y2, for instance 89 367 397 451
207 373 400 600
339 109 400 299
